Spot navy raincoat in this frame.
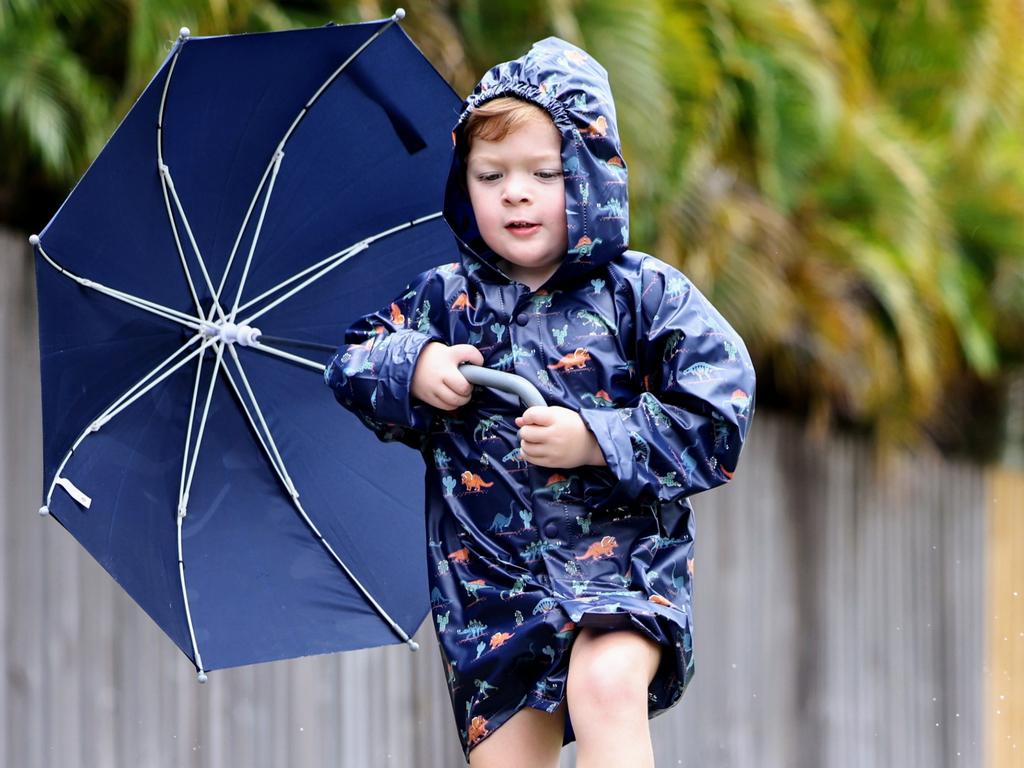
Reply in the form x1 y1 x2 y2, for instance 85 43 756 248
325 37 756 760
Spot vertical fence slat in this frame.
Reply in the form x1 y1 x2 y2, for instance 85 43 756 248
987 468 1024 768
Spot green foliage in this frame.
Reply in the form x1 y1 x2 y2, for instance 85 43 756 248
3 0 1022 460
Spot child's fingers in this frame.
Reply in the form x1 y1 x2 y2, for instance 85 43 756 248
520 441 553 466
450 343 484 367
518 425 544 444
519 406 552 426
432 390 462 410
433 382 470 410
442 372 473 398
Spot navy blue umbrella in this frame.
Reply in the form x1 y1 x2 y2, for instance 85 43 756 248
30 12 471 678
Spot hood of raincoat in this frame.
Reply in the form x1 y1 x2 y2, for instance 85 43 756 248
442 37 629 289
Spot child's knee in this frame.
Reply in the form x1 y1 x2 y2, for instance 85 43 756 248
567 630 658 713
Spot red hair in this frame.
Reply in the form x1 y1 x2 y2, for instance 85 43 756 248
461 97 556 158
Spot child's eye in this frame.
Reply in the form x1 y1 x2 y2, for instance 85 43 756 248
476 173 502 183
537 170 563 180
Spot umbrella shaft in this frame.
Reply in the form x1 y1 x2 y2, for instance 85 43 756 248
259 334 336 354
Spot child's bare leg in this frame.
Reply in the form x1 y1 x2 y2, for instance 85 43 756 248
467 699 566 768
566 627 662 768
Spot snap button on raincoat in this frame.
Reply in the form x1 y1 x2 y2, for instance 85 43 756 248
325 37 756 760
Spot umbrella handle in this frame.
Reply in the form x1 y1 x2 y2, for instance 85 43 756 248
458 364 547 409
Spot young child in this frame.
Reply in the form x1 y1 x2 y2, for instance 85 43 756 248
325 37 756 767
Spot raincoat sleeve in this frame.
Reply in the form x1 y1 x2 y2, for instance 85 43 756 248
577 259 756 508
323 268 447 451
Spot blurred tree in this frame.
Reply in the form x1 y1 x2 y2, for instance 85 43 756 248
2 0 1022 463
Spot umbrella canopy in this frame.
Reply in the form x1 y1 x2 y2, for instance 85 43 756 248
31 12 464 677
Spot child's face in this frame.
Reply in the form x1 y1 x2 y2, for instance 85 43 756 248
465 116 568 288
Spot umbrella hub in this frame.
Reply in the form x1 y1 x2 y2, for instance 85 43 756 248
199 320 262 347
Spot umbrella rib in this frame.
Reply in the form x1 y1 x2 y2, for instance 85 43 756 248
177 510 206 678
237 212 444 325
156 43 204 318
179 342 227 519
35 243 204 331
159 165 228 324
236 240 368 318
174 341 229 680
153 39 214 321
44 336 212 510
211 158 276 322
223 349 419 649
159 172 206 319
278 13 405 151
227 150 284 322
176 340 211 517
223 344 296 497
219 358 293 494
218 11 405 324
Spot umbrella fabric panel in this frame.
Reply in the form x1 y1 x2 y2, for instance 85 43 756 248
190 345 432 668
180 376 425 671
33 16 465 673
158 22 461 316
251 216 459 355
41 356 205 661
35 47 189 309
34 263 188 494
156 21 400 303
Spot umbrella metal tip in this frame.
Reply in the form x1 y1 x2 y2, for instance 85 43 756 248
38 505 49 516
179 27 191 39
197 671 208 683
28 234 39 246
393 8 405 20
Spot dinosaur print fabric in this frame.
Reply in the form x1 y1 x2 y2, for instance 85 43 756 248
325 37 757 760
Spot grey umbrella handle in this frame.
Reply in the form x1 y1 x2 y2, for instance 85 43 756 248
458 364 547 409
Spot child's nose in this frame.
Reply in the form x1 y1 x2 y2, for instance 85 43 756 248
502 175 532 203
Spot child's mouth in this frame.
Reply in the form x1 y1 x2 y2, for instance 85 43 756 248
506 221 540 235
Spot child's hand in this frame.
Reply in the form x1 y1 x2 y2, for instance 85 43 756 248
515 406 607 468
411 342 484 410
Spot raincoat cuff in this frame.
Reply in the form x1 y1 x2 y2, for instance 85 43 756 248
372 329 441 429
578 407 639 507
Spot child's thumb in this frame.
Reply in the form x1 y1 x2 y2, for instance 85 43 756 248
519 405 548 425
450 344 484 366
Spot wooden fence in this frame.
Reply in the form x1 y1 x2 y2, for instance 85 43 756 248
3 227 1018 767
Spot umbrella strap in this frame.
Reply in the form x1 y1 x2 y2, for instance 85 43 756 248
54 476 92 509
